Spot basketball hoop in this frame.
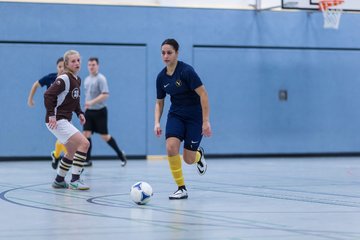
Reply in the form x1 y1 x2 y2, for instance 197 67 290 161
319 0 344 29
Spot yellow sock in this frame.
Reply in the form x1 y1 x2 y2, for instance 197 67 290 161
168 154 185 187
54 140 67 158
194 150 201 163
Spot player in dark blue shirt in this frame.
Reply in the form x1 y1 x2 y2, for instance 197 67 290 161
38 73 58 89
154 39 212 200
27 57 67 169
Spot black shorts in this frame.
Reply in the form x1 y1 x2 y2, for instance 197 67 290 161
83 107 109 134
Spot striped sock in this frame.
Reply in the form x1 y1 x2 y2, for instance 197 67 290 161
56 157 73 181
71 151 87 181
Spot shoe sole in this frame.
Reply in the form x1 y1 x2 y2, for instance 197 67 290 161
197 159 207 175
120 151 127 167
169 195 188 200
69 186 90 190
197 164 207 175
197 147 207 175
69 183 90 190
121 160 127 167
52 183 68 189
52 186 68 189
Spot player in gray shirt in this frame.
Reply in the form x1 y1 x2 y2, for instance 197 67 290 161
82 57 127 167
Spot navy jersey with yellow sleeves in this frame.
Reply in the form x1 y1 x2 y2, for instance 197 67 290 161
156 61 203 111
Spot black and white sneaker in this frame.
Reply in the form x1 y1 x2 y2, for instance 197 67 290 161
119 150 127 167
196 147 207 175
169 188 188 200
51 151 61 170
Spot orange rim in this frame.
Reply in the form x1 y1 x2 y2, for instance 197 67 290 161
319 0 344 10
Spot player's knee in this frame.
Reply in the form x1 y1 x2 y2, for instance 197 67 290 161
81 138 90 151
166 144 178 156
65 149 76 158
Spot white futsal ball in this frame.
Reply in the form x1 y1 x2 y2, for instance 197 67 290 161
130 181 153 205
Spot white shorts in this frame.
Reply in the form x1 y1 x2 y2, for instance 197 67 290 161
46 119 79 144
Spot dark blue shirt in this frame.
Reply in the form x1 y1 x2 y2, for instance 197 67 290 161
156 61 203 111
38 73 58 89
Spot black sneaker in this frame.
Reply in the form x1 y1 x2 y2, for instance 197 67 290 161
51 151 61 170
119 150 127 167
196 147 207 175
83 160 93 167
169 188 188 200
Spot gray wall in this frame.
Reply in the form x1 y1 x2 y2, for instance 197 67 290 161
1 2 360 157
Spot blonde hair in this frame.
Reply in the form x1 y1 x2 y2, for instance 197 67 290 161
63 50 80 71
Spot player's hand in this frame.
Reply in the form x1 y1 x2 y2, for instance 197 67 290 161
84 102 90 110
28 98 35 107
48 116 57 129
85 100 94 110
79 114 86 125
154 123 162 137
202 121 212 137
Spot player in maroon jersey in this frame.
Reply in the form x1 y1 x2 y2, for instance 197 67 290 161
44 50 90 190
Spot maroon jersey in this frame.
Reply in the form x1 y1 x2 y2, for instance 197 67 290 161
44 72 83 123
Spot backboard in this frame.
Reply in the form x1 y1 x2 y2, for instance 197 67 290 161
0 0 281 10
282 0 360 11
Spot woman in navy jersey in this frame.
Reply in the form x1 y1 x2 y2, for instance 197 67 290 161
154 39 212 200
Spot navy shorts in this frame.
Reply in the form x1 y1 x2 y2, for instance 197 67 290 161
165 112 202 151
83 107 108 134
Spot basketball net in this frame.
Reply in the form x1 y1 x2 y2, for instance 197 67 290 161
319 0 344 29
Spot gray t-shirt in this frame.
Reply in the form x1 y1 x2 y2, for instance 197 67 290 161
84 72 109 110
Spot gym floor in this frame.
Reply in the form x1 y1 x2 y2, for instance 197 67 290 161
0 158 359 240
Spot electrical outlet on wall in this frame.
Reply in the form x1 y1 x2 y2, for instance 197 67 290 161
279 89 288 101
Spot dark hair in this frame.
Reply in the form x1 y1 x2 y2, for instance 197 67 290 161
88 57 99 64
161 39 179 52
56 57 64 64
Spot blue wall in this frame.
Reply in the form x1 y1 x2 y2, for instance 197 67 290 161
1 2 360 157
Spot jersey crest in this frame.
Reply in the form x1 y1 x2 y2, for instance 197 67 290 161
175 79 182 87
72 88 80 99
